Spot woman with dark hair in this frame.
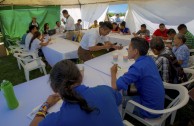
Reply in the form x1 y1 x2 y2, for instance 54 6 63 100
43 23 49 34
29 31 50 56
112 22 120 33
30 60 123 126
120 21 131 35
172 33 190 68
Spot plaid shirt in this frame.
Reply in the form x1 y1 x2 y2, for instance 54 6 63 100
154 48 173 82
185 31 194 49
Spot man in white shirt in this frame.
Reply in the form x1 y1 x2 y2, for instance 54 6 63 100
78 21 122 62
61 10 75 31
25 25 38 50
55 21 65 33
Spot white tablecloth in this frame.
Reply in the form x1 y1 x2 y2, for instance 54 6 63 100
81 30 133 46
107 33 133 46
42 34 80 67
84 46 135 77
0 65 111 126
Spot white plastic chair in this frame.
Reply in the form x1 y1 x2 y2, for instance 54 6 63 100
13 53 47 81
123 84 189 126
163 68 194 87
188 55 194 69
190 49 194 55
123 120 134 126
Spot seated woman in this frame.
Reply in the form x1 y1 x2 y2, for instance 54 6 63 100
112 22 120 33
120 21 131 35
43 23 49 34
29 31 50 57
173 33 190 68
30 60 123 126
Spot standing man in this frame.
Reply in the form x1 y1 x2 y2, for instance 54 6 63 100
29 17 39 29
61 10 75 31
61 10 75 40
114 14 121 24
78 21 122 62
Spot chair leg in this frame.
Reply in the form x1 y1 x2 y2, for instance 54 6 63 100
39 68 43 73
42 67 47 75
170 110 177 125
17 59 21 70
24 70 29 81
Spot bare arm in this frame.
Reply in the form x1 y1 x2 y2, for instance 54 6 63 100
89 44 111 51
111 64 118 90
30 94 60 126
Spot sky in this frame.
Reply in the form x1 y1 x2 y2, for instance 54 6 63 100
108 4 128 13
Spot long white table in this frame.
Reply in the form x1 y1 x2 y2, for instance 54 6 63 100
0 65 111 126
42 34 80 67
81 30 132 46
84 47 135 77
107 33 133 46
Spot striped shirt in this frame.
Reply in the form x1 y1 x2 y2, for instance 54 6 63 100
185 31 194 49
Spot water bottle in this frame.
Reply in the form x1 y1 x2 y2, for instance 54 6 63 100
1 80 19 109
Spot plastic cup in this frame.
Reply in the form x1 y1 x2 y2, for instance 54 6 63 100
113 53 118 62
123 55 128 62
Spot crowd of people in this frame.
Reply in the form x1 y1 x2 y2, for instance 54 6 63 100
16 9 194 126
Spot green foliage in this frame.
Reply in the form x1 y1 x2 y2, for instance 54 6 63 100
107 12 126 17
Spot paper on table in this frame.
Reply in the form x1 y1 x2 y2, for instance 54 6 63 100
27 99 63 120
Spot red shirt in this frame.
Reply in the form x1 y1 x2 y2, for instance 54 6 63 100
153 29 168 38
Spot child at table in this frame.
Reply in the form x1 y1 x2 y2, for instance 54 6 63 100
29 31 51 57
30 60 123 126
111 37 165 119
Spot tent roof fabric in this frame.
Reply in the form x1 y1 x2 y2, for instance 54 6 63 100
1 0 130 5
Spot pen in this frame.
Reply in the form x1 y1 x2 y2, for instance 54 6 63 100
111 62 121 69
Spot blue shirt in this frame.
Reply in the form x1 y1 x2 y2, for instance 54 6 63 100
120 28 129 33
20 34 27 45
117 56 165 118
39 85 123 126
172 44 190 68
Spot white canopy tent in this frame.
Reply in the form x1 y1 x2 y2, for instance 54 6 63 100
1 0 194 33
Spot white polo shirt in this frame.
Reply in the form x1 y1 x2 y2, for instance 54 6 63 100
29 38 41 52
65 16 75 30
55 25 65 33
80 28 109 50
25 32 33 50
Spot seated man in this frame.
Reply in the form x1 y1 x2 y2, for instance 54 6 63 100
173 33 190 68
120 21 131 35
75 19 82 31
89 20 99 29
133 24 150 37
55 21 65 33
166 28 176 48
178 24 194 49
150 37 173 83
111 37 165 118
78 21 122 62
153 23 168 40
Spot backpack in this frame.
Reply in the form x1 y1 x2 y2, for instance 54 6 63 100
159 53 188 84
